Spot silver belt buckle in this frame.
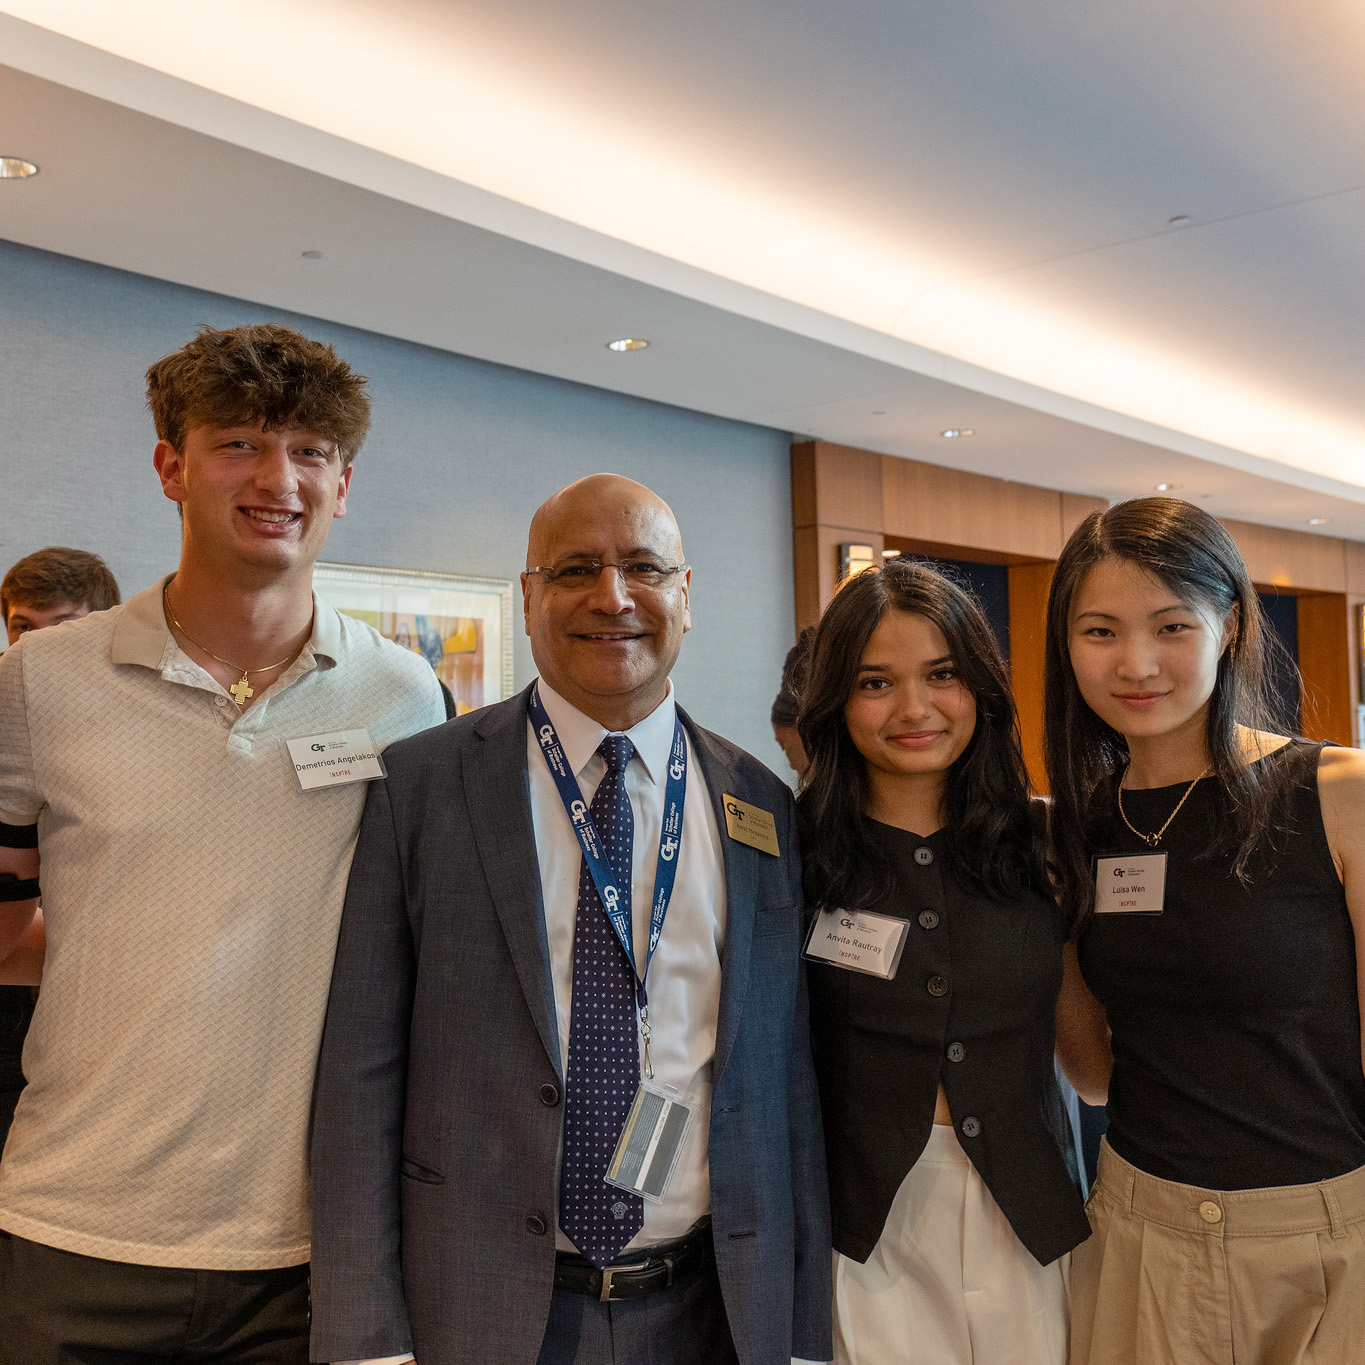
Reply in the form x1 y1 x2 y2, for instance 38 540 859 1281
598 1258 651 1302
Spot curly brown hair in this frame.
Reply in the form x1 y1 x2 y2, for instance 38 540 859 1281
146 324 371 465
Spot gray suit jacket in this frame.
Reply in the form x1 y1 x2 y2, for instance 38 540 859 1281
309 684 832 1365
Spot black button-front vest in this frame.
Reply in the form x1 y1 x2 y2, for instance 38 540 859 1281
808 818 1090 1267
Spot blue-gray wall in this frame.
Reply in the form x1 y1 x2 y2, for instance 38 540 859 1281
0 239 796 767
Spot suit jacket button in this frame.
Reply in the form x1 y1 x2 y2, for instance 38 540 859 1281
526 1212 549 1235
914 846 934 866
946 1042 966 1063
918 910 940 930
960 1116 982 1138
927 975 949 997
539 1083 561 1107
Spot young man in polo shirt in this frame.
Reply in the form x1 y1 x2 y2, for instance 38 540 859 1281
0 324 445 1363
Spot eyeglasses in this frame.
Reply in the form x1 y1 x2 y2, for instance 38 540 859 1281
525 559 689 590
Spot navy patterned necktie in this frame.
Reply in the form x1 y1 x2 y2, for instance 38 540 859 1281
559 734 644 1267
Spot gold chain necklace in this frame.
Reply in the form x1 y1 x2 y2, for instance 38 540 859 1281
163 585 309 707
1117 764 1207 848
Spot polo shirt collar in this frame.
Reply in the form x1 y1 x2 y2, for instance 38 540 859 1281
111 573 343 670
536 678 677 786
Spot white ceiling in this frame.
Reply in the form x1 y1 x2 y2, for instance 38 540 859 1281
2 2 1365 537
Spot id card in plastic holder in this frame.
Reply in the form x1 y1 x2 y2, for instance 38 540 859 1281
802 907 910 979
605 1080 695 1204
1093 852 1166 914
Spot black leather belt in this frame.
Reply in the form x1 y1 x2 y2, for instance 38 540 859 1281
553 1222 711 1302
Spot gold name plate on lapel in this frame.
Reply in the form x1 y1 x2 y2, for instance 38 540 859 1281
723 794 780 857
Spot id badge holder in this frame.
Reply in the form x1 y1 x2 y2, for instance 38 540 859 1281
1093 853 1167 914
605 1079 696 1204
801 907 910 979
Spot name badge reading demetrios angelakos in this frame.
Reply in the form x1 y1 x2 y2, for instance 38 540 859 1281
803 907 909 979
1093 853 1166 915
285 729 386 791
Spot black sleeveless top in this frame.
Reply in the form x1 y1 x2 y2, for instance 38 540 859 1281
1079 741 1365 1189
808 818 1091 1267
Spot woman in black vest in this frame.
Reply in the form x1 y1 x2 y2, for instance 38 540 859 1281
1046 497 1365 1365
798 558 1089 1365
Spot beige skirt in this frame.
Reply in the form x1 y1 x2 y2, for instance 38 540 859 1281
833 1123 1070 1365
1071 1139 1365 1365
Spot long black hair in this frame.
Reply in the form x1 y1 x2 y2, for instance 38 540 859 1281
1043 497 1298 931
797 558 1044 910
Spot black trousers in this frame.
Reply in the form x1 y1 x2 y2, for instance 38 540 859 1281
0 1231 309 1364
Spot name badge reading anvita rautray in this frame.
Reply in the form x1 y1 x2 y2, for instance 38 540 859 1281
285 729 385 791
802 907 909 979
1093 853 1166 915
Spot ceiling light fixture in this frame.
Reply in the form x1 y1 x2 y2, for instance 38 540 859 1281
606 338 649 352
881 549 899 558
1307 517 1328 526
0 157 39 179
940 428 973 438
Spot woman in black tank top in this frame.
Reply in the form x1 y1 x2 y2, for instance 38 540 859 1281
1044 497 1365 1365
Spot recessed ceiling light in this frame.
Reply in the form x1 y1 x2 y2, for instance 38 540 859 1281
1167 214 1192 226
606 338 649 352
1307 517 1328 526
0 157 39 179
881 549 899 558
301 249 324 260
940 428 974 439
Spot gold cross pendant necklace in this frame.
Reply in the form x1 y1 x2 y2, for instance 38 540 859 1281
163 585 307 707
1117 763 1208 848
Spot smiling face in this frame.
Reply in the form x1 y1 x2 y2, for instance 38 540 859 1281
843 609 977 805
153 420 351 583
522 475 690 730
1067 556 1235 749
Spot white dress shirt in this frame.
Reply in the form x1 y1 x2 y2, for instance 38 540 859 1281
345 685 826 1365
530 679 726 1251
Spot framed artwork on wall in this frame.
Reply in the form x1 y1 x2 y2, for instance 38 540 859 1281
313 562 515 715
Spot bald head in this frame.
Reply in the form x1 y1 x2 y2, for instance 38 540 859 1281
522 474 691 730
527 474 683 568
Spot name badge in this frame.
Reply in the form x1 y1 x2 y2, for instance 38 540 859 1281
285 728 385 791
802 907 910 979
1093 853 1166 914
722 794 780 857
605 1080 695 1204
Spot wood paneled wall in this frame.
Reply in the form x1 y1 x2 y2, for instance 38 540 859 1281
792 440 1363 777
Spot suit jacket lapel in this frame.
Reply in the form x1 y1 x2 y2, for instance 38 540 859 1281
465 685 562 1077
680 709 757 1087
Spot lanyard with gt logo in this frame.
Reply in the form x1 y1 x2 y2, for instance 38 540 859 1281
528 684 687 1077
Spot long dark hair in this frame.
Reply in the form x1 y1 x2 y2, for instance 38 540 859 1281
1043 497 1298 930
797 558 1043 910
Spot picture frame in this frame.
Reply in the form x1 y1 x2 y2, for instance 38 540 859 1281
313 561 515 715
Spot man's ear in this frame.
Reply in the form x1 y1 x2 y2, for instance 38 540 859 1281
153 440 188 503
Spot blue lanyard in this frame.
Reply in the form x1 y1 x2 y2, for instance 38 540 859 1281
529 684 687 1011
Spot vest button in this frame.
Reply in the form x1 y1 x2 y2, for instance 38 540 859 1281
526 1212 549 1235
918 910 940 930
960 1116 982 1138
946 1042 966 1063
539 1082 561 1107
1199 1201 1223 1224
914 846 934 866
927 975 949 998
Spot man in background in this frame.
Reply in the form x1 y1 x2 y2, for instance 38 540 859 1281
0 547 121 1148
0 324 444 1363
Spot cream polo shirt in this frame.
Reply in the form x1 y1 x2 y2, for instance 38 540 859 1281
0 577 444 1269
